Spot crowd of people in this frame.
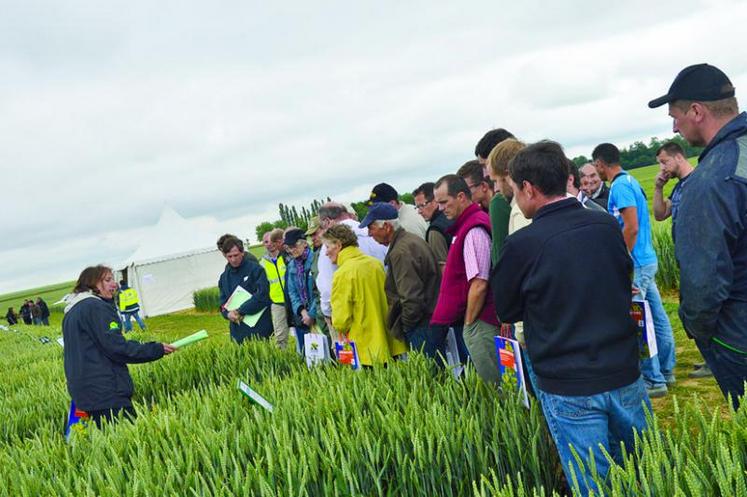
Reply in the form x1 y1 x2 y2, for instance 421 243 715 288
5 298 50 326
56 62 746 496
213 63 747 495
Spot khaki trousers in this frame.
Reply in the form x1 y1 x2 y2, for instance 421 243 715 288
463 319 501 384
270 303 290 350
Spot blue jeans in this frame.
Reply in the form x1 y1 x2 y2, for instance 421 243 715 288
405 324 447 361
537 377 651 496
521 347 539 398
634 263 676 387
696 338 747 410
122 312 146 332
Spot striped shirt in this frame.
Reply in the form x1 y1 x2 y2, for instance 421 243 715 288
463 227 491 282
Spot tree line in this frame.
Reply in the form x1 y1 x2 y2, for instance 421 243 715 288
571 135 702 169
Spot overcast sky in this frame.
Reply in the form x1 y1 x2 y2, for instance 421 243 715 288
2 0 746 294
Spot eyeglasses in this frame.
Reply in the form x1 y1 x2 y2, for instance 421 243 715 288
415 200 433 210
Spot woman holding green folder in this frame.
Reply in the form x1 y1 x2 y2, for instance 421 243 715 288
62 265 175 426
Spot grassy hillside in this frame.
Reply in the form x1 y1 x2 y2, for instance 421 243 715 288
0 280 75 315
0 244 264 316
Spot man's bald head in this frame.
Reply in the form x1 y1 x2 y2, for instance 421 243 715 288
579 162 602 196
318 202 352 228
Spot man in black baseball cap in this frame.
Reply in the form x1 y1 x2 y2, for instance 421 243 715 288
648 63 735 109
649 63 747 409
649 63 738 148
367 182 428 239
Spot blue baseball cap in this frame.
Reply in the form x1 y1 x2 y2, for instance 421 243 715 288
359 203 398 229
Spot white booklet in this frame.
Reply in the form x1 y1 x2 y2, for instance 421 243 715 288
445 327 465 379
631 300 658 358
238 380 274 412
223 285 267 327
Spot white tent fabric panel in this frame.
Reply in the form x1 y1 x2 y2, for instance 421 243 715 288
128 249 226 317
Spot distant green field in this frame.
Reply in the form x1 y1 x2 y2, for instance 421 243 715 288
0 281 74 315
248 243 264 259
0 244 265 316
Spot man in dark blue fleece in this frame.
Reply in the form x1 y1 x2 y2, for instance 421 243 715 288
649 63 747 409
491 141 650 496
217 234 272 344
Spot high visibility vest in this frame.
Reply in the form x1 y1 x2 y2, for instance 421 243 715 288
118 288 140 312
259 255 287 304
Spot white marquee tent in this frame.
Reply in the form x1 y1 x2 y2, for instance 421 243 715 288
117 206 226 317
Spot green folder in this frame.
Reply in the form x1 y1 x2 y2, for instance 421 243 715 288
223 286 267 327
170 329 209 349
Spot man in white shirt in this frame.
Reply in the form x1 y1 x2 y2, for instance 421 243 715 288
367 183 428 239
315 202 387 341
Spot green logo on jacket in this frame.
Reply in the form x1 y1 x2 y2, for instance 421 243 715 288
109 321 120 331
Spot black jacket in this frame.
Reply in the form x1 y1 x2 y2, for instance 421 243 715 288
491 198 639 396
590 183 610 210
426 208 454 245
5 310 17 325
218 255 273 343
62 293 164 411
37 299 50 319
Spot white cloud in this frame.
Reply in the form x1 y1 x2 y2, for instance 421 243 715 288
2 0 746 292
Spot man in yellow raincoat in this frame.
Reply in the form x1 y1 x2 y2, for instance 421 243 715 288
324 224 407 366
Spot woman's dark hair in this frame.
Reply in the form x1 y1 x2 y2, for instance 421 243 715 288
73 265 113 294
217 233 244 254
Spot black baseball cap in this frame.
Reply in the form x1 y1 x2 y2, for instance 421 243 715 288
368 183 399 205
648 63 735 109
283 228 306 247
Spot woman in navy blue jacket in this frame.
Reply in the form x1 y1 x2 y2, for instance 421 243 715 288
62 265 174 426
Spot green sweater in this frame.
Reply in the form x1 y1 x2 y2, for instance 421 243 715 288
489 194 511 265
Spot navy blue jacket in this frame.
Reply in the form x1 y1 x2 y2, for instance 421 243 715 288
491 198 639 396
675 112 747 352
62 294 164 411
218 255 273 343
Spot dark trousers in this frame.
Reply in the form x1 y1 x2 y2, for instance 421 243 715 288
405 324 448 363
697 338 747 410
87 406 137 428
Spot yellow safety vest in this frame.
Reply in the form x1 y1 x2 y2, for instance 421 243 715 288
118 287 140 312
259 256 287 304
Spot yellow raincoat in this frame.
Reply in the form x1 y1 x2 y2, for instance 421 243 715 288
331 246 407 365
